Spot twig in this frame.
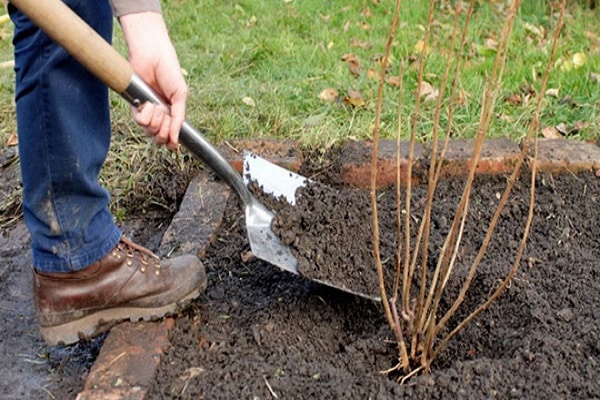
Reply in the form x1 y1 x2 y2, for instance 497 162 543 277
371 0 405 353
434 0 566 359
263 376 279 399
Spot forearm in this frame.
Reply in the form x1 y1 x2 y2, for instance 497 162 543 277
109 0 161 17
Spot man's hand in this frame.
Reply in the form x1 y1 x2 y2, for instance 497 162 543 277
119 12 188 150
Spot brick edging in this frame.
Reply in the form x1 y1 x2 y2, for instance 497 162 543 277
76 137 600 399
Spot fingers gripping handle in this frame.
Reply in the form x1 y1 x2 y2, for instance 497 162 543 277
122 76 254 206
12 0 255 207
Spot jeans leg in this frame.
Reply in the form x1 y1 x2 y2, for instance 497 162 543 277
10 0 122 273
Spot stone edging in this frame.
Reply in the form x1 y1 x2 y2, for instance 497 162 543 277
75 138 600 399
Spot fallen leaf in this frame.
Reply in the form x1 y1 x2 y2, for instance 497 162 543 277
343 89 366 108
572 52 586 69
556 58 573 72
242 97 256 107
558 95 578 107
418 81 439 102
0 60 14 69
0 14 10 25
571 121 589 134
319 14 330 23
246 15 257 28
372 53 385 65
485 37 498 51
591 72 600 83
541 126 562 139
497 113 515 123
361 7 373 17
385 76 401 87
6 132 18 146
349 38 372 49
545 88 559 98
556 123 569 135
367 68 379 80
341 54 361 77
318 88 339 102
523 22 545 39
505 93 522 106
414 39 430 55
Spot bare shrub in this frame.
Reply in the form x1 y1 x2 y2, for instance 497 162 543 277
370 0 567 379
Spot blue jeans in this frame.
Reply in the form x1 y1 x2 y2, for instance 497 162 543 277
10 0 122 273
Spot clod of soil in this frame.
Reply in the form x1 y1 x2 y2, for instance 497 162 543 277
149 170 600 399
271 182 383 299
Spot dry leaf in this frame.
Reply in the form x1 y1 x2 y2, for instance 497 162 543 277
0 14 10 25
319 14 330 23
541 126 562 139
349 38 372 49
591 72 600 83
242 97 256 107
484 38 498 51
385 76 401 87
343 89 366 108
318 88 339 102
6 132 18 146
341 54 361 78
571 121 589 134
372 53 385 65
572 52 586 69
556 123 569 135
367 68 378 80
361 7 373 17
497 113 515 123
505 94 522 106
0 60 14 69
523 22 545 38
418 81 439 102
545 88 559 98
414 40 430 55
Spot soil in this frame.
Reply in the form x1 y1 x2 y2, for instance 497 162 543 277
0 145 191 399
2 144 599 399
148 164 600 399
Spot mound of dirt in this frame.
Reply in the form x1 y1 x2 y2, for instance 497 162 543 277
149 170 600 399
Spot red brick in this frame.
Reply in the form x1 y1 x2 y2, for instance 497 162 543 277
527 138 600 173
338 138 521 188
218 138 303 173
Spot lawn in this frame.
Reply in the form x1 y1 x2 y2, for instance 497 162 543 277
0 0 598 220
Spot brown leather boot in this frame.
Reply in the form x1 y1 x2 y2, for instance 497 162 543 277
33 236 206 346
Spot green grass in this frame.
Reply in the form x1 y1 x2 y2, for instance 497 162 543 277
0 1 598 224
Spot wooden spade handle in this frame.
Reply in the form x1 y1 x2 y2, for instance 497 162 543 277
10 0 133 93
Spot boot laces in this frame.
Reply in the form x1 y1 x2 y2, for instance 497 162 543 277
118 236 161 275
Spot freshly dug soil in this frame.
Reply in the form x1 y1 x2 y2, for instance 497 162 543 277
149 168 600 399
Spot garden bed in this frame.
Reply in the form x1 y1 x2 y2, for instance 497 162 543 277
147 148 600 399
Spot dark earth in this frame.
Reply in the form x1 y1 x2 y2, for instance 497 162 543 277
1 145 599 399
148 156 599 399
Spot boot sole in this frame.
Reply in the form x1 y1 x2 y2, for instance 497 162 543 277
39 289 201 346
